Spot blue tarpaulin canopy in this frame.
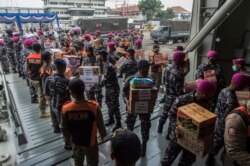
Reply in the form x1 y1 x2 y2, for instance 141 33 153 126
0 13 60 34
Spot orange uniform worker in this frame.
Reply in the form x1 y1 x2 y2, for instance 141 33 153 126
61 78 106 166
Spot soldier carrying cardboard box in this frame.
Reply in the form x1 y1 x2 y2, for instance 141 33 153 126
161 80 216 166
122 60 154 157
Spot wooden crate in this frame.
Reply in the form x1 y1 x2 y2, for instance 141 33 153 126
177 103 216 138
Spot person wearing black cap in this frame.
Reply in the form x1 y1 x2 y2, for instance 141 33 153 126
111 128 141 166
44 58 71 148
62 78 106 166
118 48 138 80
149 45 164 90
122 60 152 157
98 50 122 131
4 29 17 73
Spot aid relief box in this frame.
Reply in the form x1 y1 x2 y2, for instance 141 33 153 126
177 125 214 158
50 49 64 59
177 103 216 138
154 54 168 65
129 88 158 101
78 66 100 76
236 90 250 100
80 75 101 91
184 80 198 93
204 70 217 82
116 56 128 69
64 55 81 68
127 100 156 114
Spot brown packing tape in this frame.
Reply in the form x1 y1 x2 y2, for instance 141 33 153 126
128 99 156 114
129 88 158 101
78 66 100 76
236 91 250 100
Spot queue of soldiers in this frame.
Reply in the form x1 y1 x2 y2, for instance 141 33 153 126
0 28 249 166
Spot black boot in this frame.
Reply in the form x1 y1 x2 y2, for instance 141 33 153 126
141 141 147 157
53 125 61 133
105 117 115 126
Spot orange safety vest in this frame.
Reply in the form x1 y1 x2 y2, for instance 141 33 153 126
61 100 99 146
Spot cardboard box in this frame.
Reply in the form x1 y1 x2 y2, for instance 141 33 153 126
177 103 216 138
204 70 217 82
50 49 64 59
129 88 158 101
236 91 250 100
64 55 81 68
127 100 156 114
78 66 100 76
80 75 100 84
84 83 96 91
177 125 214 158
154 54 168 64
116 56 128 69
184 80 198 93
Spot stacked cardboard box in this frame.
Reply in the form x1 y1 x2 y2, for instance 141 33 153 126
204 70 217 82
236 90 250 106
127 88 157 114
78 66 101 91
177 103 216 157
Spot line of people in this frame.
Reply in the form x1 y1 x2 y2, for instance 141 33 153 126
0 28 250 166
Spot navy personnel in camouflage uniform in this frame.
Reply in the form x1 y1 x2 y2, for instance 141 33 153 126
98 50 122 131
224 106 250 166
4 29 17 73
161 80 216 166
83 46 103 106
44 59 71 148
123 60 152 157
118 48 138 80
107 42 119 65
62 78 106 166
0 39 9 73
206 73 248 165
20 39 37 103
158 51 186 139
196 50 226 110
12 36 23 77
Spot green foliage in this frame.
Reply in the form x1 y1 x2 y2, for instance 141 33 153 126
155 8 175 20
138 0 164 20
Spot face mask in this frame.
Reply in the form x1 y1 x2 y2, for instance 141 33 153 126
232 65 238 72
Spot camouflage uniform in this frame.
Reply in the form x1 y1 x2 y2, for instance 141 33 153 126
82 55 103 106
118 58 138 80
13 41 23 76
4 36 16 72
158 64 185 136
20 47 37 101
99 62 121 125
196 63 226 109
123 74 152 154
44 73 71 146
161 92 210 166
0 45 9 73
211 87 239 156
108 51 119 65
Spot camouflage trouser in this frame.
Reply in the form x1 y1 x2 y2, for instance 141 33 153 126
26 78 37 100
59 105 72 148
0 56 9 73
7 52 17 71
16 53 22 76
158 96 176 134
72 144 98 166
105 89 121 122
149 72 162 90
126 113 151 143
30 80 46 111
48 101 58 127
161 139 196 166
212 122 225 155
